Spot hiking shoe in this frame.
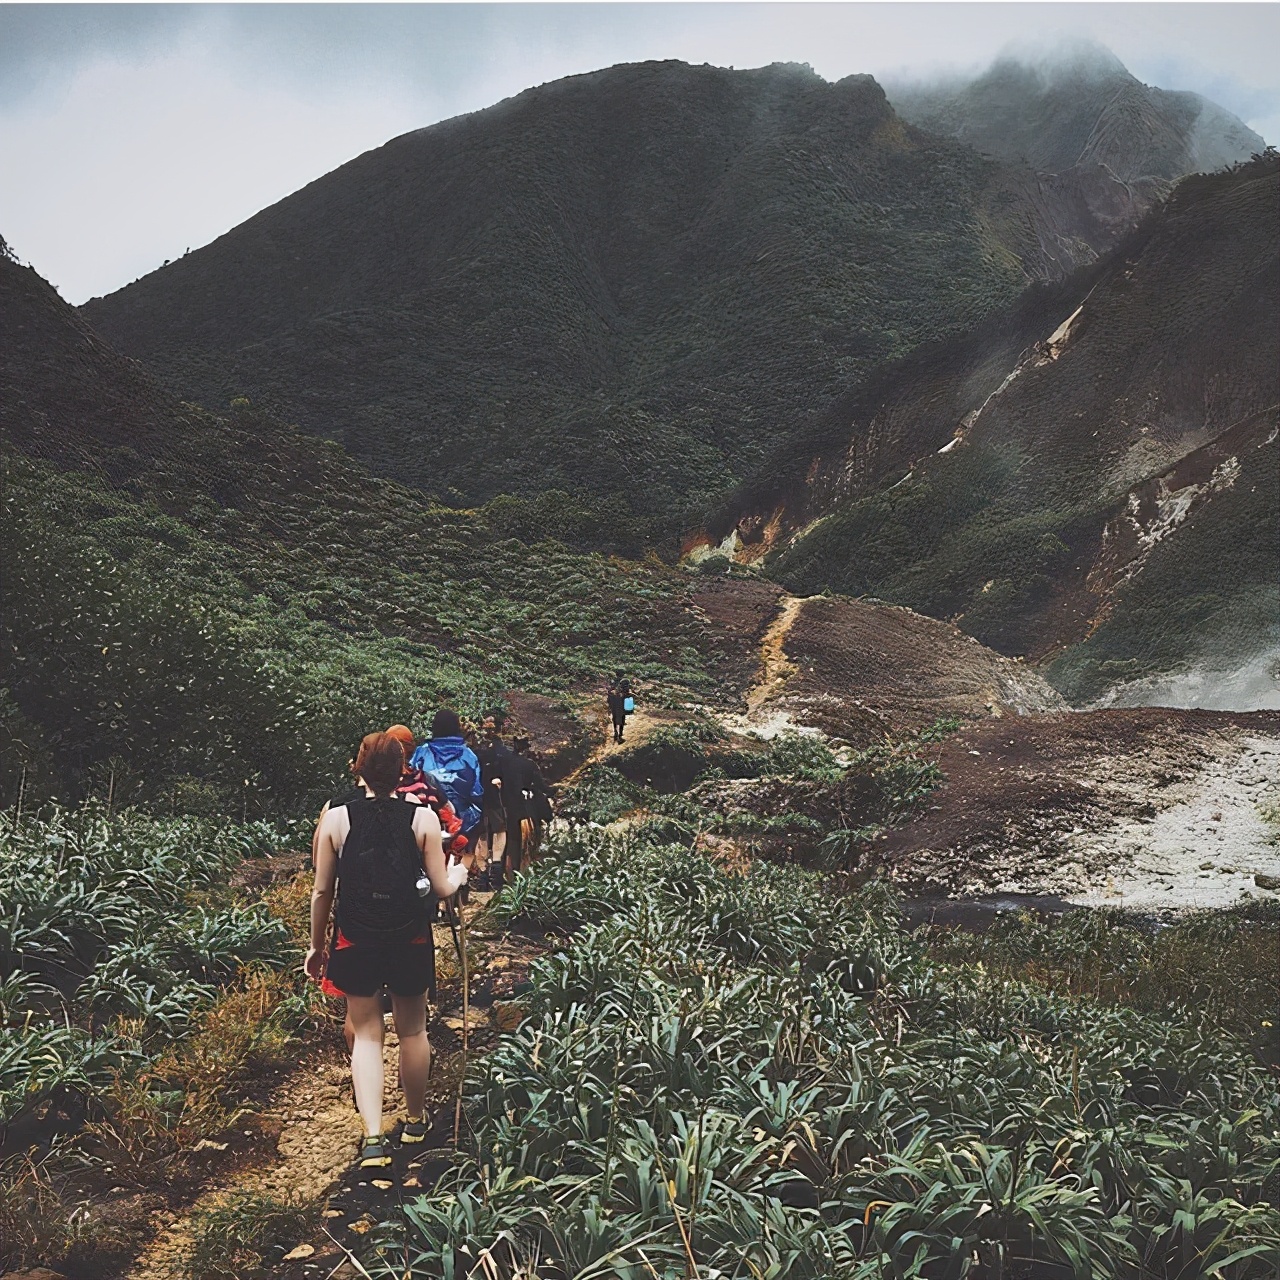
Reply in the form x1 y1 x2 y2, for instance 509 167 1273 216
472 865 490 892
489 862 504 892
358 1135 393 1169
400 1117 431 1146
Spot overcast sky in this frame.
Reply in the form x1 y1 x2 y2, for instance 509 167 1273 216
2 2 1277 304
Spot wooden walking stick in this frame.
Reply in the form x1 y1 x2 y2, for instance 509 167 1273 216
444 891 471 1148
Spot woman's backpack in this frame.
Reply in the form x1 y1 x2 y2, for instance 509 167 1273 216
336 798 431 947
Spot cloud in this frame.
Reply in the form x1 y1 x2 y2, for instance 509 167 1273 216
1 3 1276 303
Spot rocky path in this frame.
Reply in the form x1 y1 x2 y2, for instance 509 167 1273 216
875 708 1280 905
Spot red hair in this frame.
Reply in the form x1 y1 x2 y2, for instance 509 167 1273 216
356 733 406 798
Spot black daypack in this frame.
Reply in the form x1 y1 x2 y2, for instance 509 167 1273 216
336 797 431 947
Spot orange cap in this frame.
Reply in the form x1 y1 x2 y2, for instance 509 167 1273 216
385 724 416 752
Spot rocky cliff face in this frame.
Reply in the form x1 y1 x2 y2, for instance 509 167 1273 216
699 155 1278 702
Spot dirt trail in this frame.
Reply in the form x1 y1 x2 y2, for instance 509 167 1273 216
746 594 803 714
591 706 664 761
126 1050 364 1279
122 893 526 1280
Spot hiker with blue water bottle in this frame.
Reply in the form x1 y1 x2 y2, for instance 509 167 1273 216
607 671 634 744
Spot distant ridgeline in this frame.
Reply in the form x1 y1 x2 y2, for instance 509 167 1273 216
81 57 1193 550
887 42 1265 183
699 153 1279 701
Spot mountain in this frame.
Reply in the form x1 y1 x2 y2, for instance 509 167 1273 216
81 59 1154 547
0 245 751 806
695 154 1279 703
888 43 1265 182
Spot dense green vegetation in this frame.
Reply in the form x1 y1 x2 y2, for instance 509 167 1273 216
357 829 1280 1278
0 803 322 1272
560 718 951 869
81 61 1126 547
0 805 291 1139
0 445 716 812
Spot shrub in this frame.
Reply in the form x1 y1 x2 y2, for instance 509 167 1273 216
374 828 1280 1279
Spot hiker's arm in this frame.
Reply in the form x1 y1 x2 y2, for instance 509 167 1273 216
416 806 467 898
306 811 340 979
309 801 330 869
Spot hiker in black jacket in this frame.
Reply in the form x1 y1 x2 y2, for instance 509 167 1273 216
474 719 511 891
607 671 632 743
507 736 551 867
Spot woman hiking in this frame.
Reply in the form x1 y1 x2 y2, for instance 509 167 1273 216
307 733 468 1168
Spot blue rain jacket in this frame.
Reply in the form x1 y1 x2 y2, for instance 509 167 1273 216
410 736 484 834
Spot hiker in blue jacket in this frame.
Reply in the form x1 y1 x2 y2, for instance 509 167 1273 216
410 709 484 836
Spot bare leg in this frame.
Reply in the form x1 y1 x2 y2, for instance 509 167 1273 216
346 994 386 1137
391 992 430 1121
490 828 507 870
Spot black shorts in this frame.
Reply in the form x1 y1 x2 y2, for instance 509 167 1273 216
325 939 434 998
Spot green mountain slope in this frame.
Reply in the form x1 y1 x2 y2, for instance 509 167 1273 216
81 60 1152 548
889 43 1265 182
0 248 740 809
709 156 1278 700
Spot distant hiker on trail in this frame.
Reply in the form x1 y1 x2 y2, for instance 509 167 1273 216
307 733 468 1170
409 709 484 838
474 718 510 891
607 671 633 743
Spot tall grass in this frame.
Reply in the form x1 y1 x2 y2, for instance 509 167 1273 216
0 801 310 1270
368 830 1280 1278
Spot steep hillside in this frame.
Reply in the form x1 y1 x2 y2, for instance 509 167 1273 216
0 249 758 807
889 43 1264 182
700 155 1279 701
81 59 1152 547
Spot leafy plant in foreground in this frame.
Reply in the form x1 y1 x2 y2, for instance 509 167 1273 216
370 831 1280 1278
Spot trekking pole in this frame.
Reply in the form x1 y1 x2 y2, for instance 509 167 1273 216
446 890 472 1149
443 895 465 974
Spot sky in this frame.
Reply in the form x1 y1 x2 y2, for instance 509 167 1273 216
2 2 1277 304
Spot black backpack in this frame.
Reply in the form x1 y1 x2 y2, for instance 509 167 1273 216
336 797 431 947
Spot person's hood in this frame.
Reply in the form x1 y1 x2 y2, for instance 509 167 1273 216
421 736 471 768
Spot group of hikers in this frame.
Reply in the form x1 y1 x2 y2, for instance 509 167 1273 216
303 677 633 1171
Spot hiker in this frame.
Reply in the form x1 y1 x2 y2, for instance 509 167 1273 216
474 718 510 891
309 732 381 871
607 671 633 743
510 735 552 866
307 732 468 1169
409 709 484 837
309 729 466 872
385 724 467 859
